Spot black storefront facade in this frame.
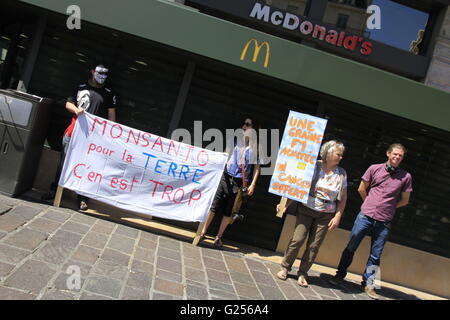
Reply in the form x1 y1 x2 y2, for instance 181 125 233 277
1 0 449 296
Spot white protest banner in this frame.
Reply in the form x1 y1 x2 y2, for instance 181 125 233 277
268 110 327 204
59 112 228 222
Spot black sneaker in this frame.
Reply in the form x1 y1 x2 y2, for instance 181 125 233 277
79 201 88 211
328 275 344 286
231 213 244 222
213 237 223 249
41 191 55 201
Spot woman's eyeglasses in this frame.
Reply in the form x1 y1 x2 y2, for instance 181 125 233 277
243 121 252 126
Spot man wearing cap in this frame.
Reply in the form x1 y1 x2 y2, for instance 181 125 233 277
58 64 117 211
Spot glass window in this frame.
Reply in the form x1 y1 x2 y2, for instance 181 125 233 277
324 0 369 36
336 14 349 29
328 0 368 9
265 0 308 16
287 5 299 14
324 0 430 54
366 0 429 54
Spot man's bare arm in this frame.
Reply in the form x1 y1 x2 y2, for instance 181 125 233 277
358 180 370 201
397 192 410 208
107 108 116 122
65 101 84 116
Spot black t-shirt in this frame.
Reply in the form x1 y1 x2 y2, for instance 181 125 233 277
67 82 117 119
64 82 117 137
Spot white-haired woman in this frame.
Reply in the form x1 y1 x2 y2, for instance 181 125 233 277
275 140 348 287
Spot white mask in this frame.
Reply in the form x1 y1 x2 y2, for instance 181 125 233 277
93 66 108 84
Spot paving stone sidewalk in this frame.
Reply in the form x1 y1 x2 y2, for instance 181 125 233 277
0 194 421 300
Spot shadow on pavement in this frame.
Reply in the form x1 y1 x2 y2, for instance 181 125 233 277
317 273 420 300
12 190 426 301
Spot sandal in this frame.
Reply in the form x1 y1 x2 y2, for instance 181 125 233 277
198 234 206 243
213 237 223 248
297 274 308 287
276 268 288 281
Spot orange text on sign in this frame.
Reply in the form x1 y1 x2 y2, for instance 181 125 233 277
280 147 316 164
288 128 323 144
278 173 311 189
271 182 308 200
289 117 316 131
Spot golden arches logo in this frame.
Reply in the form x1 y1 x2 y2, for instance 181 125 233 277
240 38 270 68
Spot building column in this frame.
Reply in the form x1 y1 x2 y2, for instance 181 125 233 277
424 5 450 93
167 60 196 138
17 15 47 92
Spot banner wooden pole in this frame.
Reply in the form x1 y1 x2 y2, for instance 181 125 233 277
53 186 64 208
229 190 243 225
276 197 287 218
192 221 205 246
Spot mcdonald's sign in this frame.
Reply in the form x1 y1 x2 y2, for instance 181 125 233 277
240 38 270 68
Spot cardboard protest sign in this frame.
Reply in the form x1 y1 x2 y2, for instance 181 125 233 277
59 112 228 222
269 110 327 204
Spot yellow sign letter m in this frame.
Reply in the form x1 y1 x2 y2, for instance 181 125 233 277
240 38 270 68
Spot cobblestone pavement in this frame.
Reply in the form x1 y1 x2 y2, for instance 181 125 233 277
0 194 424 300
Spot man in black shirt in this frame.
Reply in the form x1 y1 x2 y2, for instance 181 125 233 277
58 63 117 211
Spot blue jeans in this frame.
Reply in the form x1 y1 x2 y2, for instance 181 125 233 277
336 212 391 286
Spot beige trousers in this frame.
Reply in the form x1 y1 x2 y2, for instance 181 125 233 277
281 204 334 275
